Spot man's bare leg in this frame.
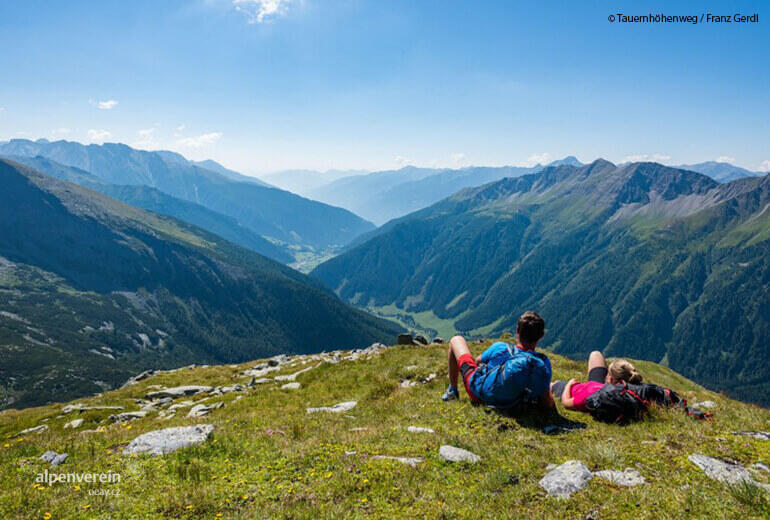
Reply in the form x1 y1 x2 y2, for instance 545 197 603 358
443 335 472 400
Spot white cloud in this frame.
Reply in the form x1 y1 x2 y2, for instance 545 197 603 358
132 128 157 149
51 127 71 136
621 153 671 164
97 99 118 110
176 124 186 132
233 0 292 23
0 107 4 113
524 152 550 166
450 152 467 166
715 155 736 164
176 132 223 148
394 155 411 166
760 160 770 172
87 129 111 143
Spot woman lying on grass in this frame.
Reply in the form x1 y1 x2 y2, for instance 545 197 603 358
551 351 641 412
551 351 707 423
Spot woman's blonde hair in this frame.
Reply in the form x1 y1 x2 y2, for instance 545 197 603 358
608 359 643 384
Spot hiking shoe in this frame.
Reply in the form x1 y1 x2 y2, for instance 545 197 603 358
441 386 459 401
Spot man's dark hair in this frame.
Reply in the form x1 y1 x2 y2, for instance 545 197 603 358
517 311 545 344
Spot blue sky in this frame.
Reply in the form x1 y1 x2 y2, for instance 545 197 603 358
0 0 767 174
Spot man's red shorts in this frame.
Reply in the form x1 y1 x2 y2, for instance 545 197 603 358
457 353 480 403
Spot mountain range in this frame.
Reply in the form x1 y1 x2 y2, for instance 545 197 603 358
312 160 770 406
0 158 399 409
677 161 766 183
0 139 375 261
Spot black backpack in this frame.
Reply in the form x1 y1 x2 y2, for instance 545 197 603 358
584 382 650 424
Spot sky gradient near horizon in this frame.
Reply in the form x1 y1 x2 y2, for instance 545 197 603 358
0 0 767 175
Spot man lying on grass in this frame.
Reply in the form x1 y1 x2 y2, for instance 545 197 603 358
441 311 554 411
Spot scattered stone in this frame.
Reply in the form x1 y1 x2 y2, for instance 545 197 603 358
733 431 770 441
64 419 84 429
39 450 68 467
345 450 357 456
539 460 593 498
268 355 290 366
242 366 281 378
433 337 446 344
274 364 317 382
109 411 148 423
209 384 245 396
187 402 223 418
751 463 770 473
13 425 48 437
146 386 213 400
281 382 301 390
413 334 429 345
439 445 481 464
407 426 435 434
123 424 214 456
62 403 124 414
689 454 755 485
168 401 195 411
397 333 414 345
593 468 646 487
307 401 357 414
247 377 272 387
121 370 158 388
693 400 717 409
350 427 369 432
404 365 418 371
371 455 423 467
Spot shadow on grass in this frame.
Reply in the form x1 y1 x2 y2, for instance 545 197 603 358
485 405 587 434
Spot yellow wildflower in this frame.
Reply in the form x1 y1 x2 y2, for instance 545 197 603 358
43 513 52 520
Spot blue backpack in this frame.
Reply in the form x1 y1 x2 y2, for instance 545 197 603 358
471 345 552 409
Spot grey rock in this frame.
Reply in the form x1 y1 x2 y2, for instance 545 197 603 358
693 400 717 409
689 454 754 485
110 411 148 423
121 369 158 388
307 401 357 414
13 424 48 437
439 445 481 463
751 462 770 473
432 337 446 344
350 427 369 432
242 366 281 378
186 402 223 418
39 450 68 467
733 431 770 440
168 401 195 411
274 364 317 382
397 333 415 345
211 384 245 395
371 455 423 467
123 424 215 456
268 354 289 366
247 377 272 387
62 403 124 414
413 334 429 345
145 385 213 400
63 419 84 429
593 468 646 487
407 426 435 434
281 382 301 390
539 460 593 498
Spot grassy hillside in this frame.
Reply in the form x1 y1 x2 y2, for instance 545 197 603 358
0 159 399 409
2 340 769 519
